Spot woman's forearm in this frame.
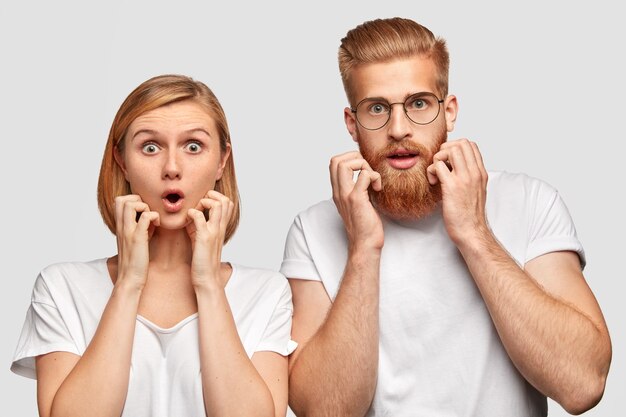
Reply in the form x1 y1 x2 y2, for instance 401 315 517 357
195 284 275 417
49 281 141 417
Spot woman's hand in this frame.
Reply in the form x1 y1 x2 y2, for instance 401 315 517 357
186 190 234 290
114 195 160 290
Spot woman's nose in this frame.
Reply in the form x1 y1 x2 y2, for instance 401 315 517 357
162 152 181 179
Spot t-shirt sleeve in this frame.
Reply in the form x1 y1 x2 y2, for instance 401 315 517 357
11 274 80 379
280 215 322 281
254 279 297 356
525 182 586 269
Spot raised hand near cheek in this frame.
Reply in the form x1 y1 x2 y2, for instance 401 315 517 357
330 151 384 251
186 190 233 289
426 139 490 245
114 195 160 290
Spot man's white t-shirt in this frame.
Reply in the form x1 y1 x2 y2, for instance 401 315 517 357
12 258 296 417
281 171 585 417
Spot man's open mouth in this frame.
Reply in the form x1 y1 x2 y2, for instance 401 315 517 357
388 152 418 159
386 149 420 169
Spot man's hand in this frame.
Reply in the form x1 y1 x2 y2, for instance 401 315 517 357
427 139 489 244
329 151 384 251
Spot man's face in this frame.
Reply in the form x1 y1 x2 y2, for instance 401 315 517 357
344 56 458 220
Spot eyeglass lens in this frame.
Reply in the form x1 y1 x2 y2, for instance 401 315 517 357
355 92 442 130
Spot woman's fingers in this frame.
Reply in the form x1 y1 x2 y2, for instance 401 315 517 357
114 195 141 235
137 210 160 230
188 190 233 243
123 201 149 232
205 190 233 234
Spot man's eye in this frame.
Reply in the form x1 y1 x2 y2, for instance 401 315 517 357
409 99 427 110
185 142 202 153
369 103 389 115
142 143 159 154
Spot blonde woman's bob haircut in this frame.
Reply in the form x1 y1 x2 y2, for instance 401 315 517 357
97 74 240 243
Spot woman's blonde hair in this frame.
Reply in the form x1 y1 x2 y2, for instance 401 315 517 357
97 74 240 243
338 17 450 105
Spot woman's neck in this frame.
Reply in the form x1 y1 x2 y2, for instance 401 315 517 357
147 227 193 269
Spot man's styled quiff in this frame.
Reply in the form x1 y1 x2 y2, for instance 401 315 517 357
338 17 450 105
97 74 240 243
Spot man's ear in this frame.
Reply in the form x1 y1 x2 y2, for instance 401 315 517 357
344 107 359 142
216 143 231 181
113 146 129 180
444 95 458 132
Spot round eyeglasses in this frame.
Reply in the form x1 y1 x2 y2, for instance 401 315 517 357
351 92 444 130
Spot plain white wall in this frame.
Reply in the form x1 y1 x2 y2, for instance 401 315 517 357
1 1 623 416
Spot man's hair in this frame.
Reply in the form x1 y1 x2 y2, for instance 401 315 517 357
338 17 449 106
97 74 240 243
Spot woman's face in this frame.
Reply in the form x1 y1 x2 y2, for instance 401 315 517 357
116 100 230 230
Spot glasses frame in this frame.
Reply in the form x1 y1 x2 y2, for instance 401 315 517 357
350 92 445 131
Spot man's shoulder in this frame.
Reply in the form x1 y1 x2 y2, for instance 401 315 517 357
295 199 338 220
292 199 346 248
487 170 557 197
292 199 343 232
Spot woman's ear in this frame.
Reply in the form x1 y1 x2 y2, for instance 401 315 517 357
216 143 232 181
113 146 129 180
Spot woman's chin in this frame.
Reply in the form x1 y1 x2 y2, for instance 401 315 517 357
155 217 191 231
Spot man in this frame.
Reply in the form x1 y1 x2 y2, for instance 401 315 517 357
280 17 611 417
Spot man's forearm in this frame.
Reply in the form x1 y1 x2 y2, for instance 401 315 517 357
289 249 380 417
458 231 611 414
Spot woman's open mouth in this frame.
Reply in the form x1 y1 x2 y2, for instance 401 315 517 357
161 190 185 212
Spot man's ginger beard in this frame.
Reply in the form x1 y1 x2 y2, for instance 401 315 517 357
359 129 446 220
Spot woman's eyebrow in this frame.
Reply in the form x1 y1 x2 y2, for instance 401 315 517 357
184 128 212 138
131 129 158 140
130 128 212 141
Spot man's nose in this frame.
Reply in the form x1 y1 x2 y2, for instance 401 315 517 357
386 103 412 141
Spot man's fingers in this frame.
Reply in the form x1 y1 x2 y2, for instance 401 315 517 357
470 141 488 180
354 169 382 193
432 160 453 184
427 163 440 185
335 158 376 194
330 152 366 194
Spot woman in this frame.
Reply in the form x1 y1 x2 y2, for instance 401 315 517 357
11 75 294 417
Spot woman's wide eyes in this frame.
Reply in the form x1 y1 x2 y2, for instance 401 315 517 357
185 141 202 153
140 141 203 154
142 143 159 154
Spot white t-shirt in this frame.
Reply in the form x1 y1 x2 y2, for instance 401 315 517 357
281 171 585 417
12 258 296 417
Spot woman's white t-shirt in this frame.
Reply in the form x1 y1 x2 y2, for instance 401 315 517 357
11 258 296 417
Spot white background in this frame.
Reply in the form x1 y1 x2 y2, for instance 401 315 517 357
1 1 623 416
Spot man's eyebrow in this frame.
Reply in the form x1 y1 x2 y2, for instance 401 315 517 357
361 96 388 102
360 92 432 102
